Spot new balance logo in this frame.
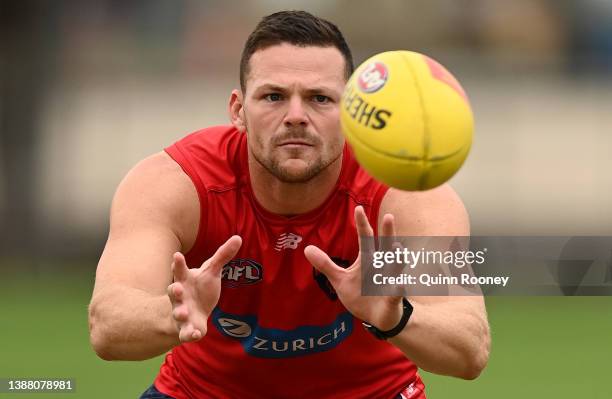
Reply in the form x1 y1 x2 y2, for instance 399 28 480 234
274 233 302 251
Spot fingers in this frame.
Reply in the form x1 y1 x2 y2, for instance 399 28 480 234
177 311 207 343
167 282 184 303
168 250 213 344
171 303 204 343
168 289 205 343
178 323 203 343
168 283 188 323
382 213 396 237
172 304 188 322
172 252 189 282
304 245 344 285
381 213 400 251
354 206 374 252
204 235 242 274
354 206 374 237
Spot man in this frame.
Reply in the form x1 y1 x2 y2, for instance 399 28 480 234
88 10 490 399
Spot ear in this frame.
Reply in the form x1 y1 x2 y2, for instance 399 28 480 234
229 89 247 132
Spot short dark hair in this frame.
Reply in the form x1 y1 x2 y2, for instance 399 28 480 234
239 10 354 92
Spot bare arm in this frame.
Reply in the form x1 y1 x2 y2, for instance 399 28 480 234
380 185 490 380
88 152 199 360
304 184 490 380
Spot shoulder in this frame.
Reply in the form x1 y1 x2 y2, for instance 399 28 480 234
169 125 240 149
166 125 246 190
165 125 242 171
379 184 469 236
116 151 195 205
111 151 199 251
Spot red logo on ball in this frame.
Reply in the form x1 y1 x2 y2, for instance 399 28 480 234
357 61 389 93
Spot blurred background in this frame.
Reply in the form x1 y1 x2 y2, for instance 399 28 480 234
1 1 611 398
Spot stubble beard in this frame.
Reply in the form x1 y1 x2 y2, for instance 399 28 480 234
254 149 326 183
245 118 341 184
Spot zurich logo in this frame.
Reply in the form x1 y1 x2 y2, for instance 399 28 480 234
212 308 353 359
218 317 252 338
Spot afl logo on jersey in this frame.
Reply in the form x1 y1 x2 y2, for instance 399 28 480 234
357 62 388 93
222 259 263 288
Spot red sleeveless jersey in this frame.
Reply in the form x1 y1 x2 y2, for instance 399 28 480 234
154 126 425 399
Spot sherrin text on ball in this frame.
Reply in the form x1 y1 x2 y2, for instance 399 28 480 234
340 51 473 191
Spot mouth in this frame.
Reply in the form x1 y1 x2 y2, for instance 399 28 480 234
277 141 314 148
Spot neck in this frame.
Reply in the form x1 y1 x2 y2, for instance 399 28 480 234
248 152 343 216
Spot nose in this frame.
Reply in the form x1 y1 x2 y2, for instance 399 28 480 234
283 96 308 128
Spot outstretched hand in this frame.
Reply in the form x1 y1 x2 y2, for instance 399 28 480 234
167 235 242 343
304 206 404 331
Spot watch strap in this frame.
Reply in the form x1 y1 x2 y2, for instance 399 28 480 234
362 297 413 340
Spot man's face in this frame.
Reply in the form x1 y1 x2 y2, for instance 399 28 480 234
238 43 346 183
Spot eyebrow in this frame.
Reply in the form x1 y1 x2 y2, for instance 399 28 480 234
253 83 287 94
304 87 336 96
252 83 338 96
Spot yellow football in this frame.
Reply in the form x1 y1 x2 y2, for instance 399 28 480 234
340 51 473 191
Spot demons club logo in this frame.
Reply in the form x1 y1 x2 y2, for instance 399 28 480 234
313 257 351 301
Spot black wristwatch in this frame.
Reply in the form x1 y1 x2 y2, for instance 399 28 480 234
362 297 413 340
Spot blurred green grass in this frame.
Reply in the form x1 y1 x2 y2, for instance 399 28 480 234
1 268 163 399
422 296 612 398
1 267 611 398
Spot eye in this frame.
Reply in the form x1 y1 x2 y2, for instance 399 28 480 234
313 94 330 104
265 93 283 102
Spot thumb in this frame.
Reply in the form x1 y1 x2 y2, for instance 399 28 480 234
172 252 189 282
304 245 344 285
205 235 242 274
